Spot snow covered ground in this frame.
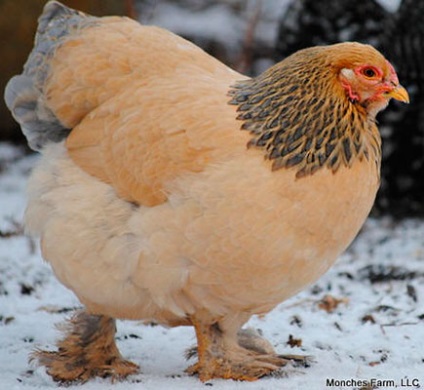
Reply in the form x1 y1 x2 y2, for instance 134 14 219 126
0 143 423 390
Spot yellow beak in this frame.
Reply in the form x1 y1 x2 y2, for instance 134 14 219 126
385 85 410 103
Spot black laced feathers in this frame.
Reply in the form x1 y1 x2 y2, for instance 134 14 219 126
228 47 381 177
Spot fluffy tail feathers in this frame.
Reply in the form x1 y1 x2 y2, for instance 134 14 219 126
4 1 92 151
5 74 70 151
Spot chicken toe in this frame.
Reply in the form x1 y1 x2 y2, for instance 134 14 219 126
237 328 276 354
186 317 308 381
31 310 139 383
237 328 311 366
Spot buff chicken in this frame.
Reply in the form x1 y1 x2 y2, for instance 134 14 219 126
4 1 409 384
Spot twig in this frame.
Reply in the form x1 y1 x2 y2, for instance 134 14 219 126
125 0 138 20
0 228 23 238
283 298 316 309
235 0 263 74
381 321 419 328
0 217 24 238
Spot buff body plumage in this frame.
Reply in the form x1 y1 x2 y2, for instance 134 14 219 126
4 1 408 383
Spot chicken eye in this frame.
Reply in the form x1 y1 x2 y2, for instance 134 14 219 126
362 67 377 78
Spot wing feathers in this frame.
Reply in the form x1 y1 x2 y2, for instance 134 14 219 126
53 21 247 206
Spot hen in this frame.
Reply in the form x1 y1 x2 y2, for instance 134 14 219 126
4 1 408 383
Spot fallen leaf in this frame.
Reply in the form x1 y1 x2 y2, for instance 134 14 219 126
407 284 418 302
287 334 302 348
317 295 349 313
361 314 376 324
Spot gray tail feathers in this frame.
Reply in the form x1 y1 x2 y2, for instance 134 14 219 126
4 1 93 151
5 75 70 151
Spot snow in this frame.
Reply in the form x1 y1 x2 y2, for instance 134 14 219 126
141 0 403 52
376 0 402 13
139 0 292 63
143 2 244 48
1 143 423 390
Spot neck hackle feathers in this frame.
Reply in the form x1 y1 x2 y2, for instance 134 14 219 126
228 43 390 178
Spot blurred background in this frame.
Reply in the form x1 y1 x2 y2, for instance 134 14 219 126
1 0 422 218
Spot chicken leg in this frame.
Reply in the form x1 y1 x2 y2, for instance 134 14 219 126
32 310 139 383
186 315 308 381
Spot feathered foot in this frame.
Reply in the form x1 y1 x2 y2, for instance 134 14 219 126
186 318 309 382
31 310 139 383
237 328 310 368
